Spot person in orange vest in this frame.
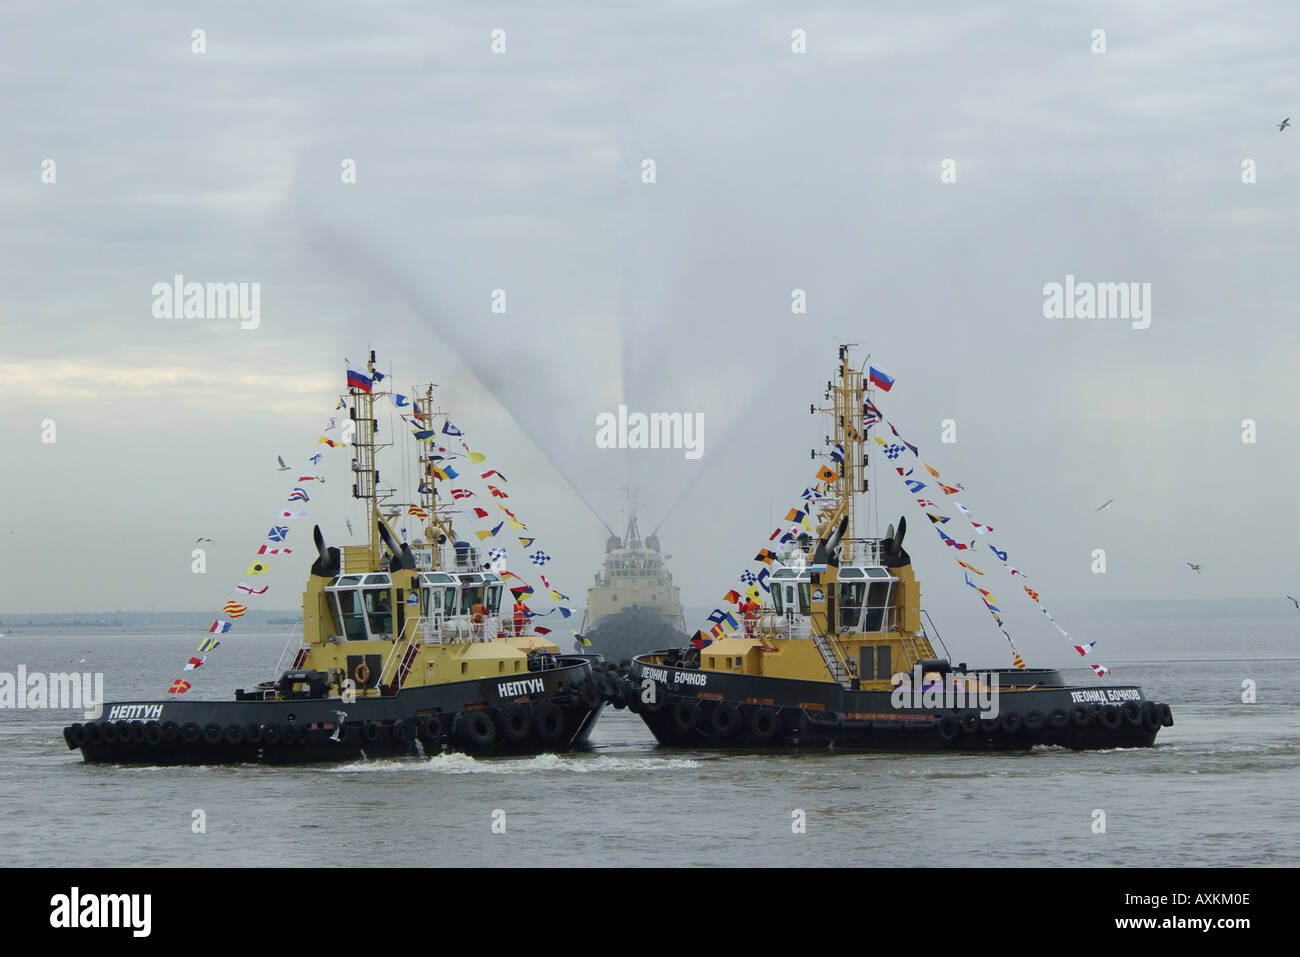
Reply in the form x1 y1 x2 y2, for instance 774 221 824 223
470 600 487 638
512 599 528 636
741 597 760 638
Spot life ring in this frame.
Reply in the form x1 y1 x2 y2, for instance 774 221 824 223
937 714 959 742
710 702 741 737
1098 705 1122 730
354 662 371 685
532 701 566 746
959 710 980 735
182 722 202 744
82 722 102 745
161 721 180 742
223 724 243 744
1049 709 1070 730
454 710 497 749
749 707 781 742
1071 705 1092 727
671 698 702 735
496 702 532 744
64 724 85 749
1000 712 1022 734
144 721 163 745
1158 703 1174 727
1122 701 1143 727
262 724 282 744
245 724 264 745
1023 711 1046 732
203 723 223 744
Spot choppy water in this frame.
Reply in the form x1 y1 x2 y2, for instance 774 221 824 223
2 601 1297 867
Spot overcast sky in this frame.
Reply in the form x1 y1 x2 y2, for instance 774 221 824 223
3 2 1298 665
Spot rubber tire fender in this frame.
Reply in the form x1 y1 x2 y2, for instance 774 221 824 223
640 681 671 713
1158 703 1174 727
1023 711 1046 733
1122 701 1143 727
532 700 566 746
361 722 381 744
181 722 201 744
223 724 243 744
959 710 980 735
244 723 264 745
161 721 180 742
203 723 223 744
671 698 702 735
1099 705 1122 730
710 702 741 737
1000 712 1022 734
577 679 603 711
1049 709 1070 730
65 724 86 749
749 706 781 742
937 714 959 742
419 714 444 744
144 721 163 745
390 721 414 745
83 722 103 745
262 724 282 745
1070 705 1092 727
455 710 497 749
1142 701 1161 730
496 702 532 744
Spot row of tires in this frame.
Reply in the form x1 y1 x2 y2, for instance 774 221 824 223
63 698 580 753
631 685 1174 743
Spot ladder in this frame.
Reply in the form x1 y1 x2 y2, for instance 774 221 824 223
810 630 854 688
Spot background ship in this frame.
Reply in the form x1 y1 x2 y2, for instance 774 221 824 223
580 500 687 664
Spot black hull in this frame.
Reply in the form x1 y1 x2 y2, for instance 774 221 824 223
582 610 687 664
627 655 1172 752
63 657 604 765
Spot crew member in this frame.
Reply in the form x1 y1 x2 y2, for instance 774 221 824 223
471 599 487 637
741 597 760 638
512 599 528 636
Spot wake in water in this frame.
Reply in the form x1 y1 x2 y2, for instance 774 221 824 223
327 752 700 775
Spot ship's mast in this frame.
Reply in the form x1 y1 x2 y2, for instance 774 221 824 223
810 344 868 561
349 350 394 567
413 382 457 571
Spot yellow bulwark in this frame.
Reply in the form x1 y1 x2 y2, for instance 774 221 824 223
289 358 559 700
695 347 936 689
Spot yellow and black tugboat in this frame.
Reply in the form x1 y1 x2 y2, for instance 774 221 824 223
63 356 605 764
579 498 687 664
625 346 1173 751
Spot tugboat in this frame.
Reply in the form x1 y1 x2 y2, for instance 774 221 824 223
62 359 605 764
579 498 687 663
625 346 1174 751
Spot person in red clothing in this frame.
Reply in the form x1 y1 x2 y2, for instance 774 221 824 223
741 597 760 638
512 599 528 636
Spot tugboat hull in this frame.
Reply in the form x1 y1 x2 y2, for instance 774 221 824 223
64 657 604 765
627 655 1172 752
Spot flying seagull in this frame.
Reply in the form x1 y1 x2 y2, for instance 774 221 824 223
277 455 290 471
70 652 92 664
1096 498 1114 511
195 537 214 544
1187 562 1202 574
1287 596 1299 609
346 518 354 536
1280 118 1291 132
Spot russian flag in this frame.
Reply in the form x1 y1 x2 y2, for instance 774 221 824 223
346 362 372 393
868 364 895 392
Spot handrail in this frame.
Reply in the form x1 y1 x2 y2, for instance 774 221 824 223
920 609 951 660
273 621 303 677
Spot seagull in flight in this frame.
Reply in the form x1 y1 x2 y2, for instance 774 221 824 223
70 652 92 664
195 537 214 544
1096 498 1114 511
1187 562 1202 574
1280 118 1291 132
277 455 291 471
346 518 354 536
1287 596 1299 609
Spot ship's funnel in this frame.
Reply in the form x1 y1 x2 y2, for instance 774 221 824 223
881 515 911 568
811 516 849 566
310 525 341 578
377 519 417 572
